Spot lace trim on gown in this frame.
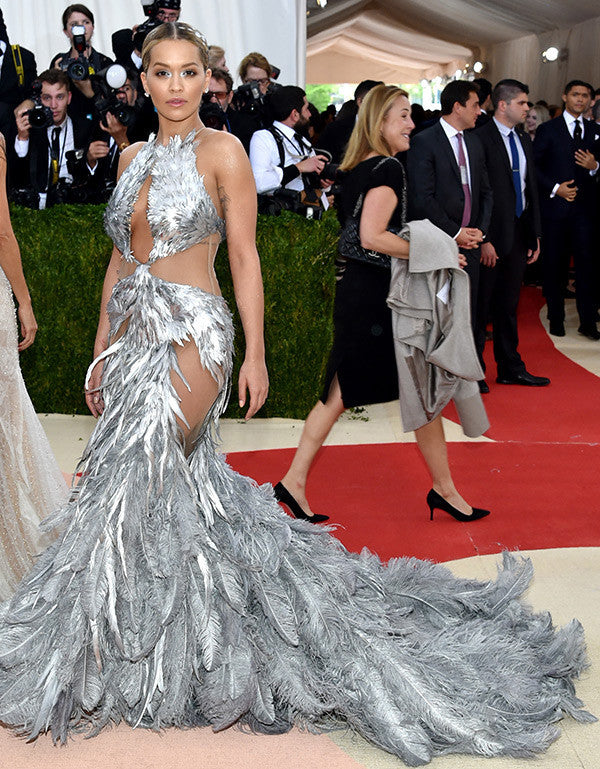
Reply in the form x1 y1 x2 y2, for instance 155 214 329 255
0 266 67 601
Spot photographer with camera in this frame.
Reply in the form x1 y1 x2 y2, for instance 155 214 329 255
85 66 155 201
238 52 273 96
85 67 135 200
0 9 37 141
202 68 255 151
10 69 93 209
50 4 113 122
249 85 334 218
112 1 181 72
231 52 283 147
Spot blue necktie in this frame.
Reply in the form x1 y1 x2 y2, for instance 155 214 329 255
508 131 523 217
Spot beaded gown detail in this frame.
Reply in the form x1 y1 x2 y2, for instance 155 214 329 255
0 132 593 764
0 266 67 601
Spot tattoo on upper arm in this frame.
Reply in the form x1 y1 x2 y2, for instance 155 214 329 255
217 185 231 215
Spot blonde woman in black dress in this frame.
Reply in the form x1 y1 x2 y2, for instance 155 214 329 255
276 85 489 524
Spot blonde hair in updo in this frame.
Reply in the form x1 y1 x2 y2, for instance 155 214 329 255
141 22 209 72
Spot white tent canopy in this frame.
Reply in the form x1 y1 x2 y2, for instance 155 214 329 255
2 0 305 87
3 1 600 101
307 0 600 100
307 8 471 83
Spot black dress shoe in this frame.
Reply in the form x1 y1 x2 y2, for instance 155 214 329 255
477 380 489 394
578 325 600 341
496 371 551 386
549 322 565 337
426 489 490 522
273 482 329 523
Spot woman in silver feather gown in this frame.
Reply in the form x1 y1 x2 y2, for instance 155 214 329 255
0 134 66 601
0 24 594 764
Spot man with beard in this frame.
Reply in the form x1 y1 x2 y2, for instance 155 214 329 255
249 85 330 203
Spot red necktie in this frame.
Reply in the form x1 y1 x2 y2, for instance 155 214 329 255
456 132 471 227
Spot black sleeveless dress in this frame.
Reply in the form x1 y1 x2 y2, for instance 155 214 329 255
321 155 405 407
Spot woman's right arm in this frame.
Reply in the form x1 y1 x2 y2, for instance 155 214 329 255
359 185 410 259
85 143 143 416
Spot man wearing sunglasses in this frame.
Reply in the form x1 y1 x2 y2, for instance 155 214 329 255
205 67 255 153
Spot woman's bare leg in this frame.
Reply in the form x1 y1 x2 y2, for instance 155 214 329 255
414 415 473 515
171 339 221 457
280 376 346 517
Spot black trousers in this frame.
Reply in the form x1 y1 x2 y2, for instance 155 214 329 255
541 207 596 328
475 219 529 377
461 245 480 340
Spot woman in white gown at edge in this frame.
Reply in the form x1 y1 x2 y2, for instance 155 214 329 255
0 24 593 765
0 133 67 601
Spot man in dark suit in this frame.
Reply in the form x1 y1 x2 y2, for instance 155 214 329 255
317 80 382 163
472 77 492 128
474 79 550 388
407 80 493 347
533 79 600 339
0 9 37 140
10 69 93 208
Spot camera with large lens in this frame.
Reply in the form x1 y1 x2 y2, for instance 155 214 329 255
232 79 281 132
26 81 53 128
199 99 227 131
60 24 90 81
302 148 340 190
132 0 180 52
132 16 162 53
257 188 323 220
92 65 137 127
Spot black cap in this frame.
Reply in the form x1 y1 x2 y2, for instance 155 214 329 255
157 0 181 8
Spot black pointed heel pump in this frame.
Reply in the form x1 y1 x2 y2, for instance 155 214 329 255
426 489 490 522
274 482 329 524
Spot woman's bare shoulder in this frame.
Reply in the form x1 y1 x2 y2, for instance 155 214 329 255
120 140 147 167
200 128 247 163
115 140 149 182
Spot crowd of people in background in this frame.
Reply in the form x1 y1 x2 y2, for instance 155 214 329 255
1 2 599 351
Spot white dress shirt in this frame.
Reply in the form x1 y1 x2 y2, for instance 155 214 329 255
250 120 311 194
439 117 472 238
14 117 75 208
131 50 142 70
249 120 329 209
439 117 472 190
549 110 599 197
0 40 6 69
493 117 527 205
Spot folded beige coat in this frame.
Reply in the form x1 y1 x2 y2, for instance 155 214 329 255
387 219 489 437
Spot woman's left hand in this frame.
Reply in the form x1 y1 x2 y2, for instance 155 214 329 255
17 302 37 351
238 357 269 420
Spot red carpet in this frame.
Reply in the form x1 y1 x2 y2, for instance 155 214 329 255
228 288 600 563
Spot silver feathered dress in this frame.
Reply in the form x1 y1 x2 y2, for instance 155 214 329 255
0 131 593 765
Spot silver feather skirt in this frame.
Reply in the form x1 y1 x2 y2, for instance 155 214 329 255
0 267 594 765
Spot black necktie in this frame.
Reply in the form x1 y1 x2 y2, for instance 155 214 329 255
51 127 61 159
49 126 61 187
573 119 583 144
293 132 307 154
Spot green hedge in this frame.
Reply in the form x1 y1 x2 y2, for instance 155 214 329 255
13 205 338 419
